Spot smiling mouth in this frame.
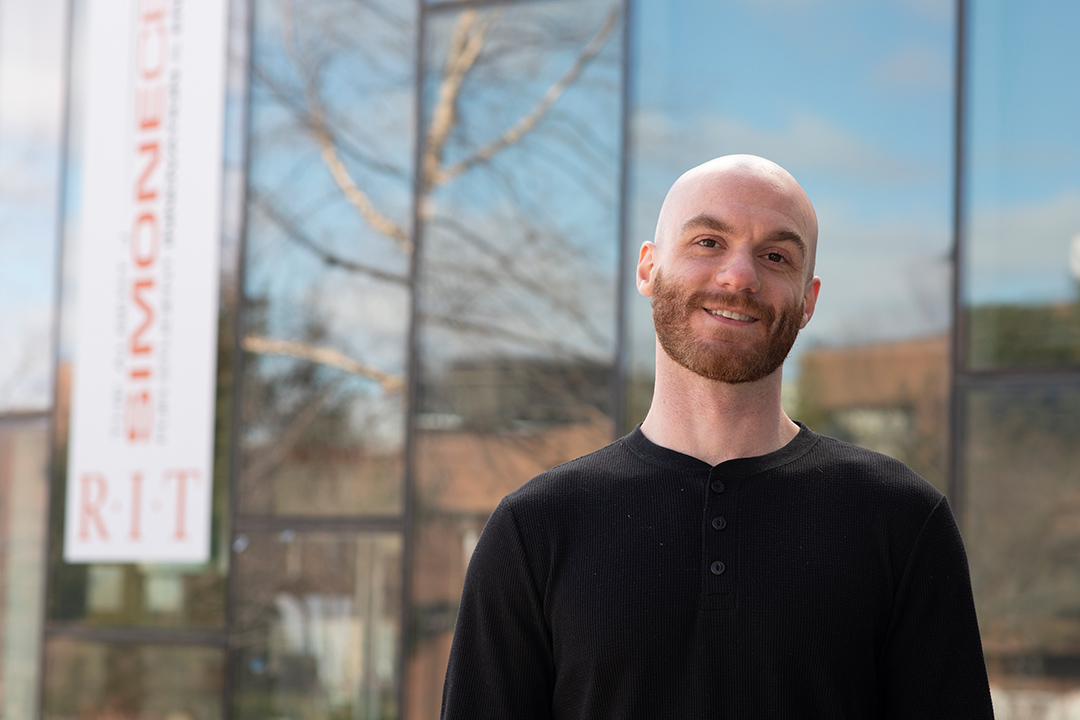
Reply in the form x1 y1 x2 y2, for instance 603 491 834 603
706 308 758 322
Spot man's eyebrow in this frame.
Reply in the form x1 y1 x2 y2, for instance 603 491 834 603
682 213 807 260
681 213 734 237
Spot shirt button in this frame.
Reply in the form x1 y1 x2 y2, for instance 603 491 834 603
711 516 727 531
710 560 726 575
710 480 725 493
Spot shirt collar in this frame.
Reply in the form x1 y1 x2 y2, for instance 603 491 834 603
621 421 820 477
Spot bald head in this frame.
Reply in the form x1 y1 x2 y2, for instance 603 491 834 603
654 155 818 278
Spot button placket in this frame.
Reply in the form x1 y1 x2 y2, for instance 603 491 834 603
702 467 737 598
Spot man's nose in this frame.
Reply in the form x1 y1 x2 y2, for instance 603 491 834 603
714 250 761 293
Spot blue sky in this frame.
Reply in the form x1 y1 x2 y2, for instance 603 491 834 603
964 0 1080 305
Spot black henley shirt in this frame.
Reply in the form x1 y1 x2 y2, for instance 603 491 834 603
442 424 994 718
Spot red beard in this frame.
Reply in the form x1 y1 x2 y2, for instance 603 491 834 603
651 269 803 384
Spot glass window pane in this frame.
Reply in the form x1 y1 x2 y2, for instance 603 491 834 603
47 560 228 628
628 0 955 488
238 0 417 517
230 530 402 720
408 1 623 715
963 384 1080 709
0 0 67 412
0 418 49 718
43 638 224 719
963 1 1080 369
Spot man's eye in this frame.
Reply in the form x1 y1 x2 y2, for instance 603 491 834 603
764 252 787 263
699 238 718 248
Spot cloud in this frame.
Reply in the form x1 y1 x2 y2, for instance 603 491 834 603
0 0 67 140
966 188 1080 304
806 204 952 344
898 0 955 25
872 44 952 92
729 0 833 13
0 303 54 412
634 108 932 186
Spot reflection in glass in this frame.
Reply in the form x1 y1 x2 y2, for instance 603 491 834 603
47 558 228 630
0 419 49 718
963 385 1080 711
47 349 230 629
0 0 67 412
797 336 949 492
627 0 956 476
408 2 623 716
43 639 224 720
963 0 1080 369
237 0 418 517
231 531 402 720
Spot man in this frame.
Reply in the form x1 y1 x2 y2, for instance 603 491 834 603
441 155 994 718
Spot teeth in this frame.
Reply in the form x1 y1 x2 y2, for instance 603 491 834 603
708 309 756 322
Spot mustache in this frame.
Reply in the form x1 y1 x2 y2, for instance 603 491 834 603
684 290 777 324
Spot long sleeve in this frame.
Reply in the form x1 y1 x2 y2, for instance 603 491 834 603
441 499 554 720
879 495 995 718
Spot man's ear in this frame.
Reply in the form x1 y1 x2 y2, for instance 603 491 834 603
799 276 821 329
637 242 657 297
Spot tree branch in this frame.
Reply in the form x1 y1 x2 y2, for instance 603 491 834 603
243 335 404 393
430 215 610 347
252 64 408 181
312 122 412 252
253 194 408 286
281 0 412 252
432 6 619 187
243 379 340 486
421 312 600 360
422 9 499 191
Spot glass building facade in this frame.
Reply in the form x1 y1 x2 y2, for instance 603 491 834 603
0 0 1078 717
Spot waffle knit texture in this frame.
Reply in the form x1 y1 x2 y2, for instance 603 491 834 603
441 424 994 719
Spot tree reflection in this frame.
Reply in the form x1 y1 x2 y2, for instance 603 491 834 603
967 303 1080 369
240 0 622 520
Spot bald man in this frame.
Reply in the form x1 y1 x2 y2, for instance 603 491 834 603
441 156 993 719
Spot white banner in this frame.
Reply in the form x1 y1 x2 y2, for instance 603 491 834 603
64 0 228 563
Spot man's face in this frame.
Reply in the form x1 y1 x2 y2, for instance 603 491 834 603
637 157 821 385
650 267 804 384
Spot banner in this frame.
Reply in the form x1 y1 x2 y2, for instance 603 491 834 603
63 0 228 563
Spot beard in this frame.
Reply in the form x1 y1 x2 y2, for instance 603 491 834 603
651 269 804 384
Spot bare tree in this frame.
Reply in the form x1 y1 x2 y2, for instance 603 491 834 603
244 0 621 394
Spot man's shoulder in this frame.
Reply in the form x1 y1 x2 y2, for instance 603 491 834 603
802 431 944 508
477 435 648 550
504 434 639 505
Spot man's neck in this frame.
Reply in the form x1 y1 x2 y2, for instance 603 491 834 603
640 348 800 466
